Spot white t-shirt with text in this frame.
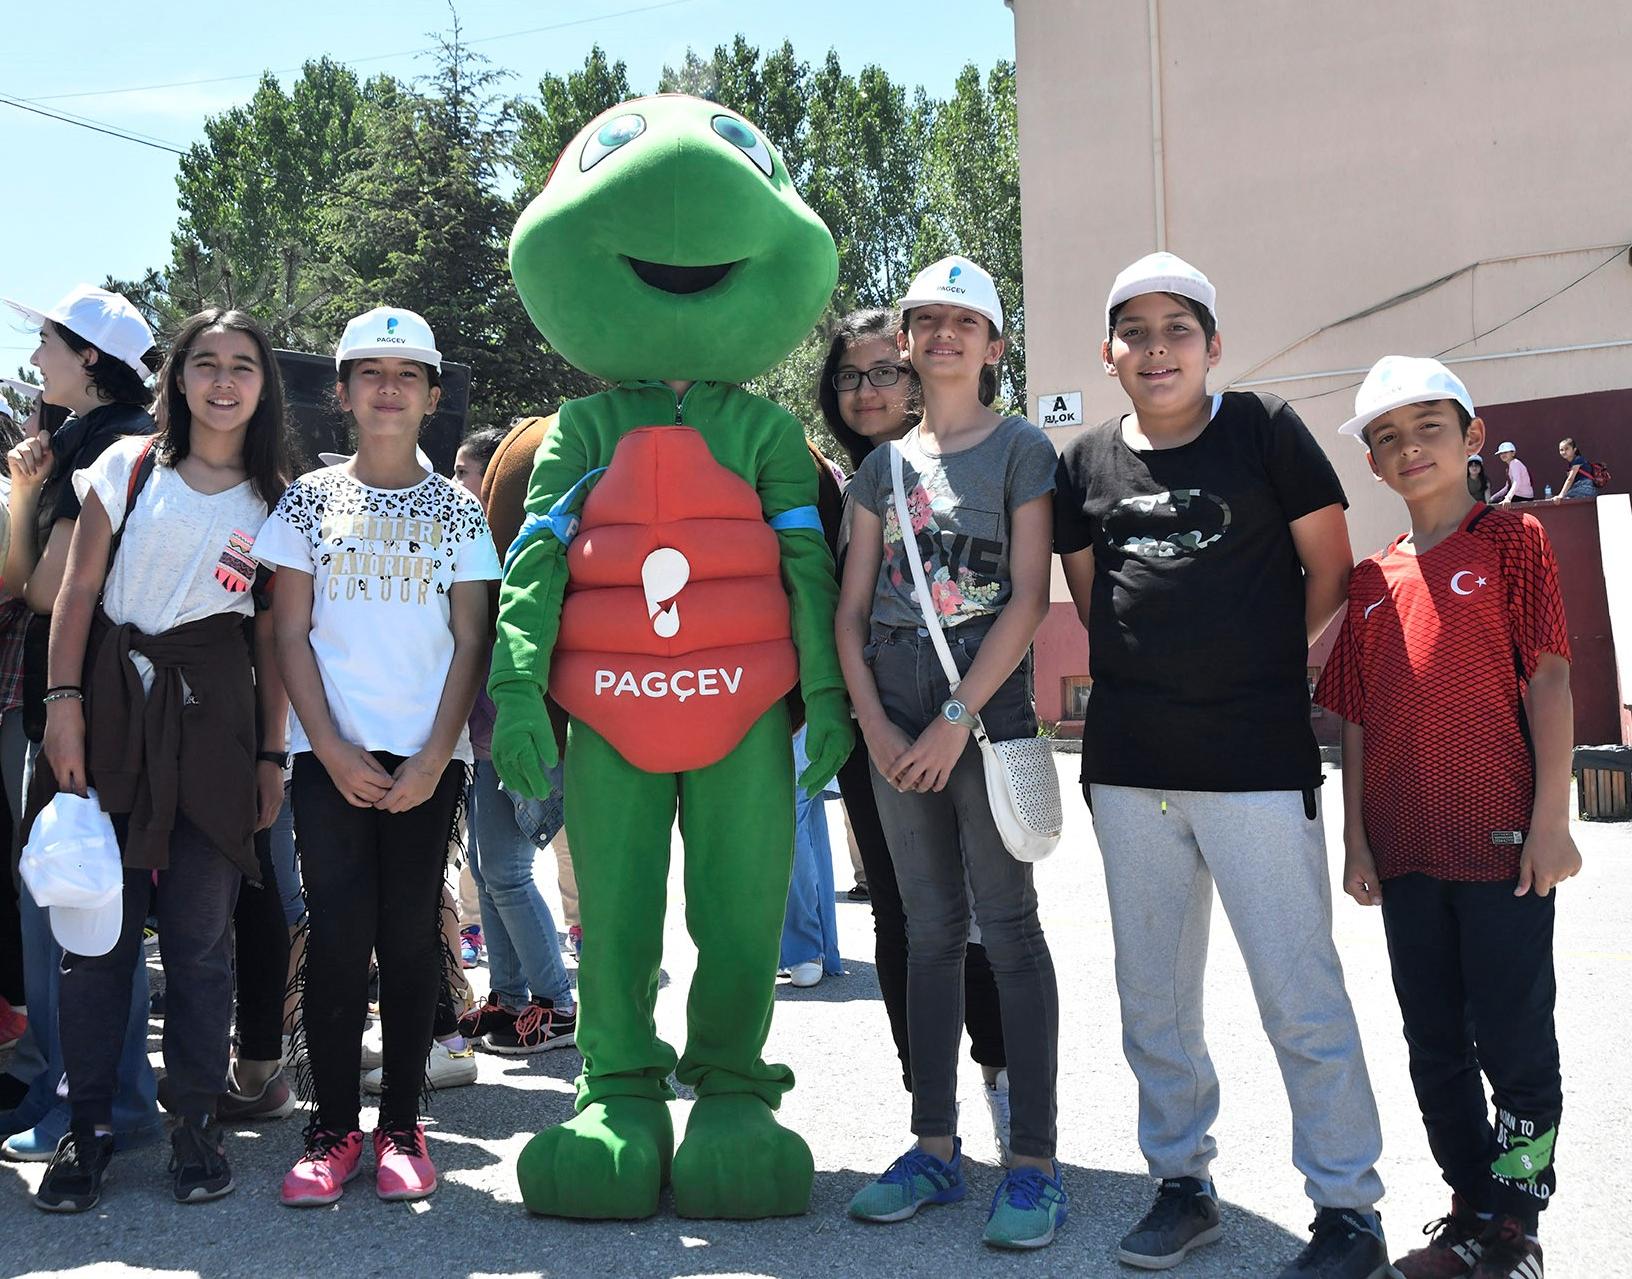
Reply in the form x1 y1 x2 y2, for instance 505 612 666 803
253 466 501 762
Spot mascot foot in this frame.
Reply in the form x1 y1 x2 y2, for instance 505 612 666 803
672 1094 813 1219
516 1098 674 1220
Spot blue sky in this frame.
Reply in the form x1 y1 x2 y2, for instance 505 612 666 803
2 0 1015 368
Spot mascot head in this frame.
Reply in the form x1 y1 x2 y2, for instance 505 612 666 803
509 94 838 385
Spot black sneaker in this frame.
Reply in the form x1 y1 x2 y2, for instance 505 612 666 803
1469 1216 1543 1278
170 1117 235 1204
1117 1176 1223 1269
458 992 518 1042
1277 1206 1395 1278
482 997 576 1056
33 1129 114 1213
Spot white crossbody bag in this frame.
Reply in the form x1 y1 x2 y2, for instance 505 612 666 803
889 443 1062 862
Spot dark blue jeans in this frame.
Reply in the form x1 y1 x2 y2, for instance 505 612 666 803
864 619 1059 1159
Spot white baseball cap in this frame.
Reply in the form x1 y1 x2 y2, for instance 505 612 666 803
2 285 155 377
335 307 441 371
1495 441 1518 455
1107 252 1217 328
1339 355 1476 440
20 790 124 957
898 256 1003 331
318 447 434 474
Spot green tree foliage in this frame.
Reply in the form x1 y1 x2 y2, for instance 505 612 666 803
134 32 1021 442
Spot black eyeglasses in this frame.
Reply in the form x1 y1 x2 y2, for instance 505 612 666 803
831 366 906 392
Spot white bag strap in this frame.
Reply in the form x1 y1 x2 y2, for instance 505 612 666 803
888 442 995 759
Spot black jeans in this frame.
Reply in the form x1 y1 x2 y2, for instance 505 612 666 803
232 827 291 1063
293 752 463 1132
865 620 1059 1158
1381 873 1562 1227
836 741 1005 1091
60 815 242 1126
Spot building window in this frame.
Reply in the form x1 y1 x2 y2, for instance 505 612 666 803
1062 675 1092 720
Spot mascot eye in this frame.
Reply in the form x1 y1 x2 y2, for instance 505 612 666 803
580 113 646 171
711 114 774 178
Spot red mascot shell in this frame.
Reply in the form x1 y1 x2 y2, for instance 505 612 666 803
551 426 798 773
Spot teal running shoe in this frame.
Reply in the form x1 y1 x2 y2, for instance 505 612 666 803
848 1140 965 1223
983 1162 1068 1249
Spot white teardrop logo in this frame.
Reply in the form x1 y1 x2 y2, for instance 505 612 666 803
642 547 691 638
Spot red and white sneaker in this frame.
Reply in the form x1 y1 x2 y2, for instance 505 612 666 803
374 1124 437 1201
281 1127 365 1207
1469 1217 1543 1279
1394 1196 1485 1277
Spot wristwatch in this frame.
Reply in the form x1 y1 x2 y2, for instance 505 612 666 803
940 698 972 728
258 749 290 768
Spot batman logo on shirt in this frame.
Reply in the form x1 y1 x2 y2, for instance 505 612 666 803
1104 489 1232 558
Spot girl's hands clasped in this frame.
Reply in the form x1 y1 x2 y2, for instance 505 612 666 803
888 716 972 794
317 740 394 808
377 750 449 813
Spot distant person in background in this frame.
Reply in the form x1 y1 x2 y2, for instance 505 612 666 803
1554 437 1605 501
1466 455 1489 503
1489 442 1532 504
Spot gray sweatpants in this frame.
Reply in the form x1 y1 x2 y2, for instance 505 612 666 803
1090 784 1385 1209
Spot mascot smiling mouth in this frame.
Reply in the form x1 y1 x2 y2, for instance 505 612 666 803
626 257 740 294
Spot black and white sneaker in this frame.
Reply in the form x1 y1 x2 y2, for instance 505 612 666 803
1277 1206 1399 1278
170 1117 235 1203
1118 1176 1224 1269
34 1129 115 1213
482 997 576 1056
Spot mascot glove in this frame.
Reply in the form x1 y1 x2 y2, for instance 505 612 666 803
490 682 559 799
797 688 854 794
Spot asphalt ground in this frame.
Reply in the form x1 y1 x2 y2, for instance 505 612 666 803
2 759 1624 1278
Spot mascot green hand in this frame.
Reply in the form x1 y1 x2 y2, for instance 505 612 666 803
491 94 852 1222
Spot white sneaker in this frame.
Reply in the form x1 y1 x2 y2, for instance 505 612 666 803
983 1069 1012 1166
787 961 823 988
359 1020 384 1071
361 1039 477 1095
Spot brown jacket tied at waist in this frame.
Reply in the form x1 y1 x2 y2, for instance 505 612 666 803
81 607 258 879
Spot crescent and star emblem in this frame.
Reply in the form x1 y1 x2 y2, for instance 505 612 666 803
1449 570 1489 596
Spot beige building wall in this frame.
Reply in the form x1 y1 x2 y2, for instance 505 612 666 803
1007 0 1632 572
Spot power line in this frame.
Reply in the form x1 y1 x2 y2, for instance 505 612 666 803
0 94 185 156
16 0 702 105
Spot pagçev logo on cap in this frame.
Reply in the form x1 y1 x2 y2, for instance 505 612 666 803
942 264 968 297
376 315 407 345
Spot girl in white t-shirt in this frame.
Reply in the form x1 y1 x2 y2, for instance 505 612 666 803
256 308 499 1208
39 307 291 1213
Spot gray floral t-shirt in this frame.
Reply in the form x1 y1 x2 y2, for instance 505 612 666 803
849 415 1056 630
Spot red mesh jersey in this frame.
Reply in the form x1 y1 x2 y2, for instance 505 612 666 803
1315 504 1570 881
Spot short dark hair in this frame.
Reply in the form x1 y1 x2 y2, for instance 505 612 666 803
49 319 155 407
1107 293 1217 345
899 307 1001 409
151 308 291 509
457 426 508 470
816 308 919 469
1360 398 1473 450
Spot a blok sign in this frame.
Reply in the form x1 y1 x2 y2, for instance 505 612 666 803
1037 391 1083 429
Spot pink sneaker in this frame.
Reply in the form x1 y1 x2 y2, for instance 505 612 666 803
374 1124 437 1201
281 1128 365 1207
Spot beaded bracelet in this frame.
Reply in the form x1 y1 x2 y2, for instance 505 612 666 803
45 684 82 696
42 689 84 705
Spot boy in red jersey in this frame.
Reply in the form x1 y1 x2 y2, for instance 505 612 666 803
1316 356 1580 1279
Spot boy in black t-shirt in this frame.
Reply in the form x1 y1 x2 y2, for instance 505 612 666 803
1054 253 1390 1278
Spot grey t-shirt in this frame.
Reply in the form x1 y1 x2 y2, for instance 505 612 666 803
850 415 1056 631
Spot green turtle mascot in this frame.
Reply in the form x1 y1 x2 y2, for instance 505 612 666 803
489 94 853 1221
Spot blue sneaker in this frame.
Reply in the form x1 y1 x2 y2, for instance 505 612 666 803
984 1162 1068 1250
848 1141 965 1223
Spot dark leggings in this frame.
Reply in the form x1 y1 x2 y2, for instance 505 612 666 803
232 827 291 1063
836 739 1006 1091
294 752 464 1132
